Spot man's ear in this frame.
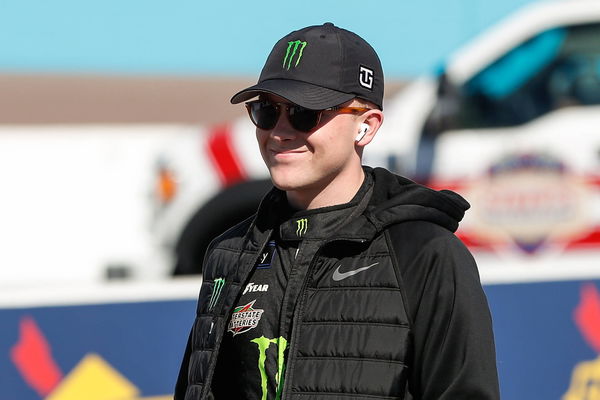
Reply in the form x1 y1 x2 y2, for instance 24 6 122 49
355 109 383 147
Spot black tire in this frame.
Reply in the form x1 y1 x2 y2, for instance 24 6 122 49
172 179 272 275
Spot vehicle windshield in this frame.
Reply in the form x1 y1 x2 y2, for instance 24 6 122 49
456 22 600 128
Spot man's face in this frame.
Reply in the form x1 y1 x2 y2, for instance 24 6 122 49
255 94 364 200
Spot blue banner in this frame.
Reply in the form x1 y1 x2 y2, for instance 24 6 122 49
2 279 599 399
486 279 600 399
1 299 196 399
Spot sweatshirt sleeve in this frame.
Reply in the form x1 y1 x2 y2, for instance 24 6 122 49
400 232 500 399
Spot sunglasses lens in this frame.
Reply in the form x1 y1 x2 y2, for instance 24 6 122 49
247 101 321 132
249 102 278 130
289 106 321 132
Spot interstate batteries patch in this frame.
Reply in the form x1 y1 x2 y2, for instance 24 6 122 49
227 300 264 336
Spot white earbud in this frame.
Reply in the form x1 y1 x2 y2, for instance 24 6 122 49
355 123 369 142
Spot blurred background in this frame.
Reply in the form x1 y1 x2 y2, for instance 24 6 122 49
2 0 600 398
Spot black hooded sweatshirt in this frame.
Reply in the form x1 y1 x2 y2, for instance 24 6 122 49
175 167 500 400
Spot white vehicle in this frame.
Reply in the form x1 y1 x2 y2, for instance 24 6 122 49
371 0 600 281
2 0 598 285
0 120 271 285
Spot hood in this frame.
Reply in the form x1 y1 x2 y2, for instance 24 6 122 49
253 167 470 242
362 167 470 235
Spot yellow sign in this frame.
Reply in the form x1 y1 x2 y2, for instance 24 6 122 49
46 353 171 400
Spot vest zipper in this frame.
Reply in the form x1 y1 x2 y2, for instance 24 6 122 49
280 237 367 399
201 233 273 399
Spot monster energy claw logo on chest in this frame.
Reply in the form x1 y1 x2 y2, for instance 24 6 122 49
208 278 225 311
283 40 307 70
251 336 288 400
296 218 308 237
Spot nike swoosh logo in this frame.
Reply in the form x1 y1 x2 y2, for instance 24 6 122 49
332 262 379 281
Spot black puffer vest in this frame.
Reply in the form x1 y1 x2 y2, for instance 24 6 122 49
175 167 500 400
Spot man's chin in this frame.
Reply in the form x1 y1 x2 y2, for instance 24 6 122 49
270 179 298 192
269 174 304 192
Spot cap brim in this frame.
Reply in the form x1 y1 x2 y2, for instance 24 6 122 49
230 79 355 110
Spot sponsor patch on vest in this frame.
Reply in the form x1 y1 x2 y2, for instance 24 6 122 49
227 300 264 336
257 240 276 269
243 282 269 295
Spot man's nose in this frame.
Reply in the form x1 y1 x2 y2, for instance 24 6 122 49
270 109 297 140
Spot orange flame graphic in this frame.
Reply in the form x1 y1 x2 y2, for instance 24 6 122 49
10 316 64 397
574 284 600 353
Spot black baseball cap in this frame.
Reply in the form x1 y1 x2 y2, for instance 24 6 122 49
230 23 384 110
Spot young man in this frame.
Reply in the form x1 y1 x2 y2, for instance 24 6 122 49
175 23 500 400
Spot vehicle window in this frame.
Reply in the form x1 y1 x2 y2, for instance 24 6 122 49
455 23 600 128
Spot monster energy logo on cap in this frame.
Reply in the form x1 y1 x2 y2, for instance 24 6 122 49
296 218 308 237
283 40 307 70
208 277 225 311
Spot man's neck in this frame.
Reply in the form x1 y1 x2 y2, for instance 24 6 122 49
286 167 365 210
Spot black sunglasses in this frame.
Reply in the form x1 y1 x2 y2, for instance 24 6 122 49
245 100 370 133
